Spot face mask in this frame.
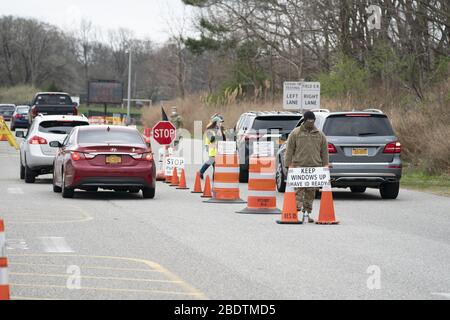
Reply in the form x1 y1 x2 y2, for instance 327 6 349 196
304 121 315 130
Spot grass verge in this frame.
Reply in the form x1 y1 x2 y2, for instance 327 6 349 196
401 168 450 197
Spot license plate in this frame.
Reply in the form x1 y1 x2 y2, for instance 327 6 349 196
106 155 122 164
352 148 369 156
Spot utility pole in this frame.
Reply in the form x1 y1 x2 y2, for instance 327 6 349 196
127 48 132 122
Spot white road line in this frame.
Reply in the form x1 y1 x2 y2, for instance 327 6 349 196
7 187 24 194
431 292 450 299
39 237 74 253
6 239 29 251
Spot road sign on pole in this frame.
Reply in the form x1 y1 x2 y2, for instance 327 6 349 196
152 121 177 146
283 81 321 111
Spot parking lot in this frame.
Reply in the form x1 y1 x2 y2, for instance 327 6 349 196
1 133 450 300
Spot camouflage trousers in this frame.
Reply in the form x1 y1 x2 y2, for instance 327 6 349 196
295 188 317 213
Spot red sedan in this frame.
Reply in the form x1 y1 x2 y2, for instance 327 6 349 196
51 125 156 199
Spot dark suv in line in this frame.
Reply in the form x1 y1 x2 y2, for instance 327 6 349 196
276 109 402 199
235 111 302 182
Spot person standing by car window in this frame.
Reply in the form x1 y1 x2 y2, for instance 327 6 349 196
284 111 330 223
199 115 225 180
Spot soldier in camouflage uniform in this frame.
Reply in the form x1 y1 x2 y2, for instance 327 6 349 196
284 111 330 223
170 106 183 147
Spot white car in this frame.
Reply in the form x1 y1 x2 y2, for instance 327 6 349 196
17 114 90 183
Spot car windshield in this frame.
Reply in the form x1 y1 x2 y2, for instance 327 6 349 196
323 115 395 136
0 105 15 112
35 94 72 105
39 121 89 135
16 107 29 114
78 129 144 145
252 116 301 132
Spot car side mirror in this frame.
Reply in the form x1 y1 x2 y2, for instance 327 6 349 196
49 141 62 148
15 131 25 138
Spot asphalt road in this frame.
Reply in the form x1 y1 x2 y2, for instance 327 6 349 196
0 134 449 300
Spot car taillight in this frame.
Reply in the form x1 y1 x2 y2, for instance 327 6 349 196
28 136 48 145
144 153 153 161
328 143 337 154
384 141 401 154
73 106 78 115
132 153 153 161
31 106 38 117
71 152 84 161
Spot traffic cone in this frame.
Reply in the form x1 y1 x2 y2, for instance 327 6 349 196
0 219 9 301
191 172 203 194
170 168 179 187
316 184 339 225
0 257 9 301
165 172 172 184
276 186 302 224
201 175 213 198
176 169 189 190
0 219 5 255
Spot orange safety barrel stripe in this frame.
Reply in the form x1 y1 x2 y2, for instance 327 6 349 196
248 197 277 209
248 179 276 191
213 189 241 200
0 257 7 268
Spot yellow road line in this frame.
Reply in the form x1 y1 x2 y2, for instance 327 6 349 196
10 272 182 283
8 254 208 299
9 262 163 273
10 283 203 296
11 296 62 301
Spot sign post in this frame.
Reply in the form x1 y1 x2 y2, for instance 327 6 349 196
283 81 321 111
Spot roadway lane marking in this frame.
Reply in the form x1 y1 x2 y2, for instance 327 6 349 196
9 262 163 273
7 187 24 194
10 296 61 301
39 237 74 253
6 239 29 251
431 292 450 299
10 272 183 284
10 283 204 297
8 254 208 300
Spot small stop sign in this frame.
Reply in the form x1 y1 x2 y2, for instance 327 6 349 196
152 121 177 145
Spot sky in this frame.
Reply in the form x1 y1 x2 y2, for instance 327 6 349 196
1 0 198 43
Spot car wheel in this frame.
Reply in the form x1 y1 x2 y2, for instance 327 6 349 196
53 182 62 193
24 166 36 184
380 182 400 200
239 165 249 183
61 172 74 199
351 187 367 193
20 162 25 180
142 187 155 199
276 159 287 193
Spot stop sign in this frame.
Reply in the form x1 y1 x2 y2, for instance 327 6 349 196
152 121 177 145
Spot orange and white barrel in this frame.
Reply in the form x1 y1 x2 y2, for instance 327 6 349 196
237 156 281 214
204 153 246 204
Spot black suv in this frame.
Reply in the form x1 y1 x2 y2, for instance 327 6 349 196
235 111 302 182
276 109 402 199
